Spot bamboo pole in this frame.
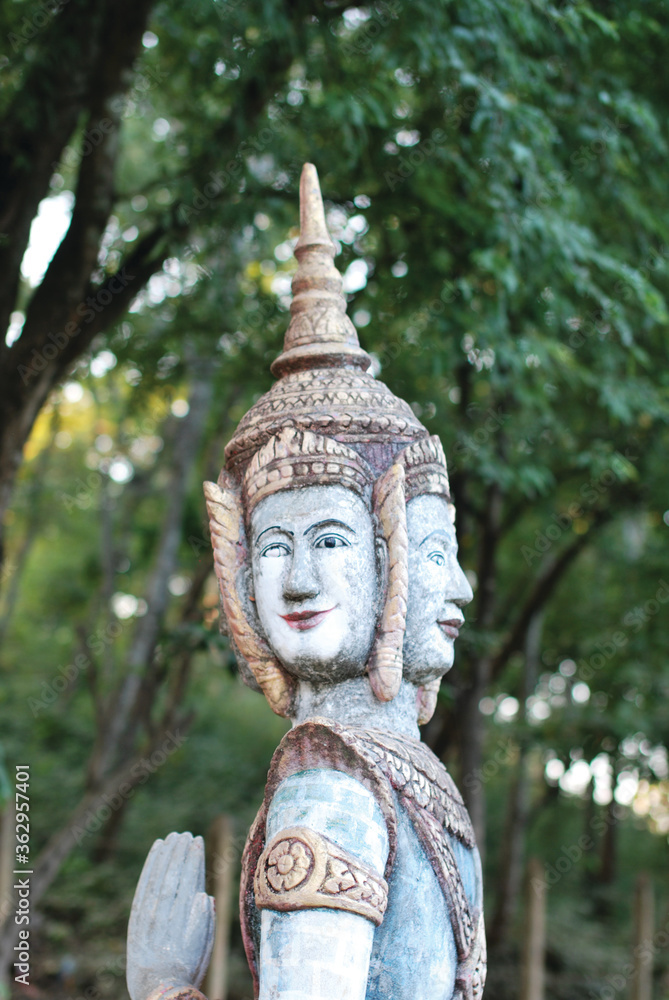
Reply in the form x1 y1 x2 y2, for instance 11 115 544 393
631 873 654 1000
203 815 235 1000
520 857 546 1000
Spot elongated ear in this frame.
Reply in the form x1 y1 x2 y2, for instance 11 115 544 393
203 475 295 718
367 463 408 703
416 677 440 725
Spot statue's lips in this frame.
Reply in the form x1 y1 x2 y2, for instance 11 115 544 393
280 608 335 631
438 619 462 639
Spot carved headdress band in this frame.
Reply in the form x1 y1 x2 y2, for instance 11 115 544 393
396 435 451 502
243 427 374 514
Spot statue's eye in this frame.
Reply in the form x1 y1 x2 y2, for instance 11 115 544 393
429 551 445 567
261 542 291 558
315 534 348 550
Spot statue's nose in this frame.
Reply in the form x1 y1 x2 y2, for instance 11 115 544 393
283 546 319 602
449 557 474 608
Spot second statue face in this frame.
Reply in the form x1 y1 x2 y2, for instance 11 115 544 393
403 493 473 682
250 484 381 684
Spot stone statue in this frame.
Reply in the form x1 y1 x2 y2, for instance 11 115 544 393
126 164 486 1000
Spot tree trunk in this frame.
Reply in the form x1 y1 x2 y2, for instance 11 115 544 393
488 747 529 950
631 873 654 1000
0 408 57 619
488 612 543 949
0 0 158 563
520 858 546 1000
86 363 214 786
459 480 504 852
599 794 618 885
203 816 235 1000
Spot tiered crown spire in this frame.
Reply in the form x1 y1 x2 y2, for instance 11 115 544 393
224 163 425 476
270 163 371 377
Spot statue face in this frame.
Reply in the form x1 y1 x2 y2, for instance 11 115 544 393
250 485 380 683
403 494 473 681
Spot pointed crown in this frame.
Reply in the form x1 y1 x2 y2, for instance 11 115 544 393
224 164 427 480
270 164 371 378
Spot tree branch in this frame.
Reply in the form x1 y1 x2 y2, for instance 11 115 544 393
86 362 214 786
490 512 612 683
0 0 108 336
0 0 153 343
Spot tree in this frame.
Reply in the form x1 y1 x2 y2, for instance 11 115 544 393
1 1 669 994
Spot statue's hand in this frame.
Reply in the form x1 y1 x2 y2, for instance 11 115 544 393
127 831 215 1000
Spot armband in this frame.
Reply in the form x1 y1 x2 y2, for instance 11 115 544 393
254 826 388 926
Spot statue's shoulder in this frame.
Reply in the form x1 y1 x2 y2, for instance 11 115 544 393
264 719 476 848
350 727 476 849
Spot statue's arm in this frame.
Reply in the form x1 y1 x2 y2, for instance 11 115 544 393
254 769 390 1000
127 832 215 1000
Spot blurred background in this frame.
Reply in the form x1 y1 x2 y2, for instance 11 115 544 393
0 0 668 997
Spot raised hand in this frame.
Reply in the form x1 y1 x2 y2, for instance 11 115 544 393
127 831 215 1000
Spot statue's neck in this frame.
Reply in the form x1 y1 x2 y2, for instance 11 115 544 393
291 677 421 740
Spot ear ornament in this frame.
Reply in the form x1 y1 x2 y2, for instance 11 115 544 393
367 463 408 703
203 475 295 717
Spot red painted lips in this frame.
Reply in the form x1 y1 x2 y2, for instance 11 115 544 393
438 619 462 639
280 608 335 631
